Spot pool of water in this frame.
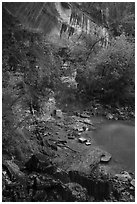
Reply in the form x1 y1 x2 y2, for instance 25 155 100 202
93 121 135 172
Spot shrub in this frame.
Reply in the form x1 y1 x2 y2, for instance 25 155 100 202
76 35 135 106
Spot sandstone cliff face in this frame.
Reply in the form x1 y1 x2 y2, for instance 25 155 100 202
3 3 59 34
55 2 71 24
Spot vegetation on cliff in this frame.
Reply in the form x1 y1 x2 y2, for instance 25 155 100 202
2 2 135 202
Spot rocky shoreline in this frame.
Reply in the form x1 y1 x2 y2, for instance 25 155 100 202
2 111 135 202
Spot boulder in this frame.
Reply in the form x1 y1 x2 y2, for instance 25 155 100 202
85 140 91 146
64 182 88 201
80 113 90 118
3 160 25 182
130 179 135 187
115 171 132 182
25 153 53 173
56 109 63 118
100 153 112 163
106 113 113 120
78 137 87 143
83 118 93 125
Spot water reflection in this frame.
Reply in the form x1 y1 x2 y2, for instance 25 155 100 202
93 122 135 172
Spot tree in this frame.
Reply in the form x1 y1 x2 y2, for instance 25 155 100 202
2 5 62 126
75 34 135 106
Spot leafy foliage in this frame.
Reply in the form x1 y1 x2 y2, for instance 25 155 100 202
75 35 135 107
2 2 135 157
2 6 62 129
2 6 135 201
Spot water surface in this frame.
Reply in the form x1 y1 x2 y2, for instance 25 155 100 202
93 121 135 172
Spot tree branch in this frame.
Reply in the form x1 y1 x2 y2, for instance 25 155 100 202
86 37 104 61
